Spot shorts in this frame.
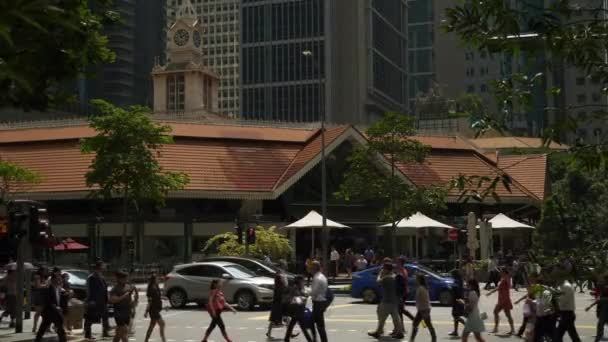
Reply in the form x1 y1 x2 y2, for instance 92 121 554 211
149 310 162 321
114 316 131 327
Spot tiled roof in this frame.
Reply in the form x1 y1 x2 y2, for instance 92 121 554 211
398 150 540 202
497 154 548 199
0 122 546 203
0 123 317 144
470 137 568 150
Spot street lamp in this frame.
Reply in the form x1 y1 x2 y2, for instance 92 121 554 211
302 49 328 273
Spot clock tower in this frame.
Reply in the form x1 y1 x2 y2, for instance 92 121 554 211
151 0 219 114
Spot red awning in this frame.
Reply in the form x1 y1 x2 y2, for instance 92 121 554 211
54 238 89 251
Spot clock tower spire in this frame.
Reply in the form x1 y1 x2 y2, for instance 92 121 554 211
151 0 219 114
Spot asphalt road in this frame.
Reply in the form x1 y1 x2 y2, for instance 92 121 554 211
2 288 606 342
104 288 605 342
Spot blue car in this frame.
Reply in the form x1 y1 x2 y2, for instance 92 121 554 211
351 263 455 305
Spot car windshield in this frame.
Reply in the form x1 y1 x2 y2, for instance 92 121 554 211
66 270 89 281
411 265 442 279
225 265 256 278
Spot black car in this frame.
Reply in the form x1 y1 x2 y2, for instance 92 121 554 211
204 256 295 283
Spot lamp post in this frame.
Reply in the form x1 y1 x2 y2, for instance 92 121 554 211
302 49 328 273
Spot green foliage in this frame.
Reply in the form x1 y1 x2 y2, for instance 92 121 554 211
337 112 447 254
81 100 189 207
536 164 608 268
0 0 115 110
0 160 41 203
202 226 292 261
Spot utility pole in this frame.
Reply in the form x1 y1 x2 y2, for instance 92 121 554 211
302 49 329 273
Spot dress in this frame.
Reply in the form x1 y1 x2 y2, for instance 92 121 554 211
463 291 485 333
269 285 285 324
497 279 513 310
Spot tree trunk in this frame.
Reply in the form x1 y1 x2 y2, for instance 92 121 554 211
121 192 128 267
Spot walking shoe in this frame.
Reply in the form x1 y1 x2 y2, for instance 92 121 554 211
449 331 459 337
392 333 405 339
368 331 381 338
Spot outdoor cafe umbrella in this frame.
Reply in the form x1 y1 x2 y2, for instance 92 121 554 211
380 212 454 258
488 213 533 252
281 210 350 255
53 238 89 251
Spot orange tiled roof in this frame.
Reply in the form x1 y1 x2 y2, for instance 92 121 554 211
0 123 546 203
497 154 548 200
470 136 568 150
398 150 540 202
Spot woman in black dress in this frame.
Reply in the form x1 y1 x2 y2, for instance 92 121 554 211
449 269 466 337
267 271 288 338
144 273 166 342
284 276 312 342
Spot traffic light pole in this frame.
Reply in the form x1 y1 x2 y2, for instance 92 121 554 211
14 234 25 333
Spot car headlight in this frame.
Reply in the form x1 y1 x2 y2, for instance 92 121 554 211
258 284 274 290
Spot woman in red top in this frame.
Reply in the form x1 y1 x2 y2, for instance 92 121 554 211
486 268 515 335
202 279 236 342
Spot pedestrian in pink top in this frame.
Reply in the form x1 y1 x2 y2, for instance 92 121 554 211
486 268 515 335
202 279 236 342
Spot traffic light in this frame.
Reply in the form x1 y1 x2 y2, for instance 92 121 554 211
29 206 51 245
127 239 135 255
8 205 28 240
234 219 243 244
247 227 256 245
0 216 8 239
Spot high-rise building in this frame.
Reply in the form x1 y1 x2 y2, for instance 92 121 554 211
80 0 166 108
240 0 408 124
166 0 240 118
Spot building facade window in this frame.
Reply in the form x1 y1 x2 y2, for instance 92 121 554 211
167 73 185 111
577 93 587 104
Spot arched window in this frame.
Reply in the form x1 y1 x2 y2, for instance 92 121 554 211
167 74 185 111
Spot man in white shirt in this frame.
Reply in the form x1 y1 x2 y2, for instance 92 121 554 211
330 247 340 279
556 275 581 342
310 261 328 342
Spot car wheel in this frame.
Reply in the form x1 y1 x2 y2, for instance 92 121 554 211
362 288 378 304
439 290 453 306
168 289 187 308
235 290 255 311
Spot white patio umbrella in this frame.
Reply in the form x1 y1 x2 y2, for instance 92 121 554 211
281 210 350 254
488 213 534 252
381 212 453 257
489 213 534 229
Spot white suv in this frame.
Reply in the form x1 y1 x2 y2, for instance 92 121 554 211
164 261 274 311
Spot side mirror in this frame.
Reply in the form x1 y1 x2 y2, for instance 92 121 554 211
221 273 233 280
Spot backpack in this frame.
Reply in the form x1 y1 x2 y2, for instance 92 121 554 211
325 287 334 306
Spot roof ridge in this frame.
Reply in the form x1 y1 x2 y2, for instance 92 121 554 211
472 153 541 202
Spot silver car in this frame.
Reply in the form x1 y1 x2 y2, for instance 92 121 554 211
164 261 274 311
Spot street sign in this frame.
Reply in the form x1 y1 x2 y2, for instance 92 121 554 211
448 228 459 241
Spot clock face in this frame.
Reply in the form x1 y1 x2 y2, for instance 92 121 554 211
174 29 189 46
193 31 201 48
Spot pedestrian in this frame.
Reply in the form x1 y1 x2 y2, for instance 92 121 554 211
32 267 49 333
35 272 67 342
364 247 375 266
330 246 340 279
61 273 73 334
409 274 437 342
128 279 139 337
533 275 557 342
202 279 236 342
461 278 486 342
484 255 499 290
355 254 368 271
310 261 328 342
367 260 404 339
279 258 288 271
109 270 136 342
394 257 414 334
0 269 17 328
284 275 312 342
514 273 538 338
305 254 315 285
585 273 608 342
450 269 466 337
263 254 272 266
463 256 475 282
267 271 288 338
84 260 111 340
486 268 515 335
554 269 581 342
144 273 166 342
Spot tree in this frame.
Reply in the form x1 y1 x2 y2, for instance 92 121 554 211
81 100 189 265
442 0 608 262
336 112 447 256
0 0 115 110
0 160 41 203
202 226 292 261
